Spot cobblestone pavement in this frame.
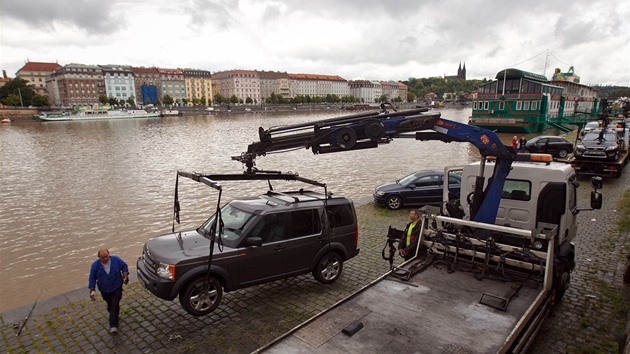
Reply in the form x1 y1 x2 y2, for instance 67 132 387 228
1 174 629 354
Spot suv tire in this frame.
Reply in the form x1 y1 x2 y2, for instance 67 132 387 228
179 276 223 316
313 252 343 284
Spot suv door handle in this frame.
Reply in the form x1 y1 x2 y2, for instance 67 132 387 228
274 245 285 251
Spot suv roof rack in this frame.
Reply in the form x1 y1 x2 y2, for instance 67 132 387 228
261 189 331 205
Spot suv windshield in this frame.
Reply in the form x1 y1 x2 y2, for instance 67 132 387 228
199 204 256 247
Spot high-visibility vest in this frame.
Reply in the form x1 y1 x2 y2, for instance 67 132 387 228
406 220 418 246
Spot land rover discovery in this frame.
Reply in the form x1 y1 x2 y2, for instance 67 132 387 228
137 189 360 316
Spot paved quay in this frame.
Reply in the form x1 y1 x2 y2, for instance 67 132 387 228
1 175 629 354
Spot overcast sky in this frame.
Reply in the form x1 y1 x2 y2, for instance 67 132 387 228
1 0 628 86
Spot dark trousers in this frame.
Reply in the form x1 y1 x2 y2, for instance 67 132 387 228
101 287 123 328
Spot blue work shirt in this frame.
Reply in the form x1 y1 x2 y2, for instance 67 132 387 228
88 255 128 294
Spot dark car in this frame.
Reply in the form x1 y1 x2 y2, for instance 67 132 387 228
373 170 461 210
574 129 623 161
523 136 574 158
137 190 360 316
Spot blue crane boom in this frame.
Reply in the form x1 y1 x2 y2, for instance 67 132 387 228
232 105 517 224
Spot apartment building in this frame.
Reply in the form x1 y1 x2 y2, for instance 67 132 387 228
289 73 349 98
16 61 62 97
131 66 161 105
349 80 380 103
182 68 213 105
158 68 186 105
212 70 261 103
100 65 136 104
257 70 291 101
46 63 105 107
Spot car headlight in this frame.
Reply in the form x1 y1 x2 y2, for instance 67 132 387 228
605 145 618 151
375 190 384 196
157 262 175 280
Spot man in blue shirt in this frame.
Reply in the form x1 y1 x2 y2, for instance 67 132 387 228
89 249 129 334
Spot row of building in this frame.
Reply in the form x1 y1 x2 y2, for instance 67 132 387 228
12 61 410 107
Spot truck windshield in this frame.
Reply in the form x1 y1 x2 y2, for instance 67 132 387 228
199 204 256 246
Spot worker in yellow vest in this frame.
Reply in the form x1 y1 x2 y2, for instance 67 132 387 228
398 210 421 261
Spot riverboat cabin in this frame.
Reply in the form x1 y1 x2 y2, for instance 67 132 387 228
469 67 600 133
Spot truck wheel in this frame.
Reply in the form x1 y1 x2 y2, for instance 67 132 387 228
179 276 223 316
557 149 569 158
386 195 403 210
555 270 570 303
313 252 343 284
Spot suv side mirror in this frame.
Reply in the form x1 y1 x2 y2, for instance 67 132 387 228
245 237 263 247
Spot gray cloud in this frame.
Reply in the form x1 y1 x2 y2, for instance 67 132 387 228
3 0 126 35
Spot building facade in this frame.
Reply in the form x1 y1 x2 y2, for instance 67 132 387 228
349 80 377 103
45 63 105 107
212 70 261 103
289 74 349 98
182 68 213 105
100 65 136 105
131 66 161 105
257 70 291 101
158 68 186 105
16 61 62 97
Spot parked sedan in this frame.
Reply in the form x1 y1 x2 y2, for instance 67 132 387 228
373 170 461 210
523 136 574 158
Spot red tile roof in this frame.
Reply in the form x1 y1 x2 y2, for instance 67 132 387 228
18 62 62 72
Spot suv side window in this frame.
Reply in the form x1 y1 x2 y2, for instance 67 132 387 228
326 204 354 228
290 209 321 238
250 213 286 243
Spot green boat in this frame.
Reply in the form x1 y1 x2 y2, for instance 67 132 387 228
468 67 601 133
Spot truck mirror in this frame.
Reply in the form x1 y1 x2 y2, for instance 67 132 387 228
590 176 603 190
591 191 602 210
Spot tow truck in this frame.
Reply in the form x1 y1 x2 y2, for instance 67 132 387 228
222 104 603 353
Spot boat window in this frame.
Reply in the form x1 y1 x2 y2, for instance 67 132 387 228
499 101 505 110
523 101 530 110
516 101 522 110
483 101 489 110
531 101 538 110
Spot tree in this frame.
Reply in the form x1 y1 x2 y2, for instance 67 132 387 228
155 98 161 106
99 95 108 105
229 95 238 104
214 93 224 104
0 78 36 106
31 94 50 107
108 97 118 106
4 94 21 106
145 98 151 105
200 96 207 105
163 95 174 105
127 97 135 106
245 97 253 104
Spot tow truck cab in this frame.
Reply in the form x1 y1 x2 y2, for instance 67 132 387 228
456 159 579 241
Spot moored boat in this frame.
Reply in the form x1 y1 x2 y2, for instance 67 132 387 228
468 67 601 133
39 109 160 121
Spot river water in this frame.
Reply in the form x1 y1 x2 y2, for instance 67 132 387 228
0 107 515 311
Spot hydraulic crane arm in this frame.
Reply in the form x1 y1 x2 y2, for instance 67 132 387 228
231 105 517 224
